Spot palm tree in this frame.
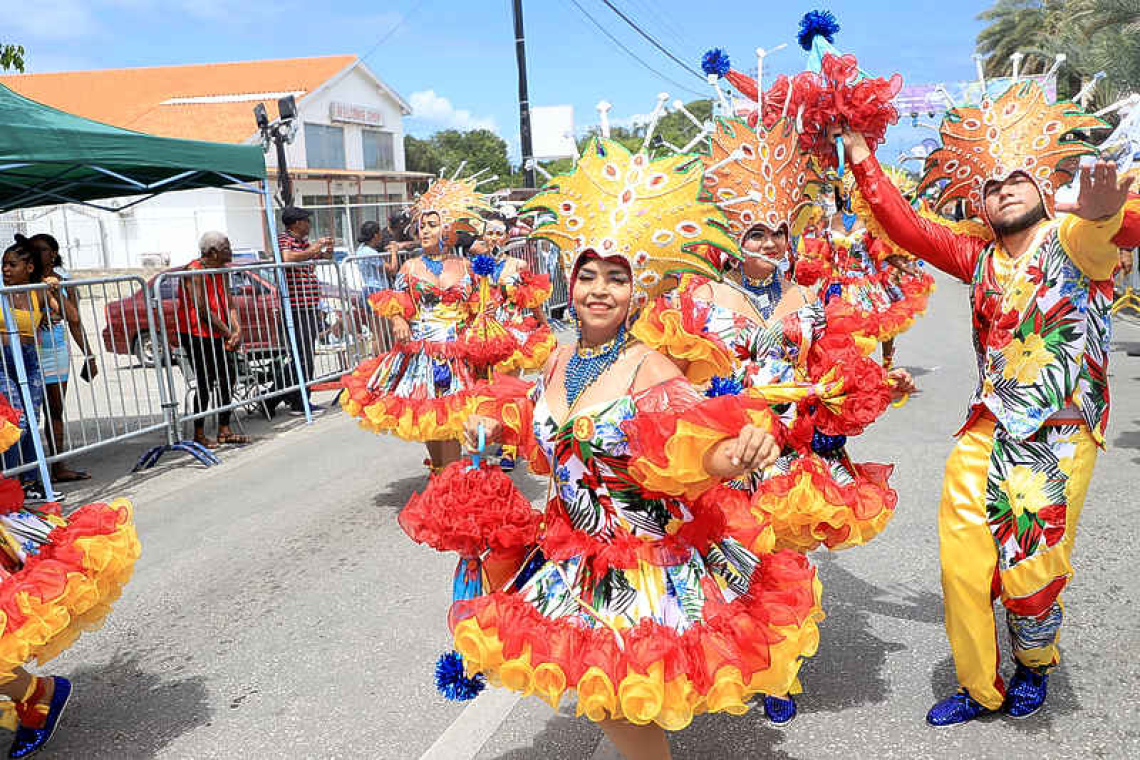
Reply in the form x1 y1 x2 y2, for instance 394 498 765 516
975 0 1055 77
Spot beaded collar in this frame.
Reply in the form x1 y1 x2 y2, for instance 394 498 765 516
422 254 444 277
738 270 783 321
565 324 629 406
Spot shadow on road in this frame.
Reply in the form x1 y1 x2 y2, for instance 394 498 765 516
13 652 211 759
798 554 942 714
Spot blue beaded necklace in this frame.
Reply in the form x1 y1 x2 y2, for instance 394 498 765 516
422 254 444 277
739 270 783 321
564 323 628 407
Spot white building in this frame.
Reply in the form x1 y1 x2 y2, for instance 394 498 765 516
0 55 431 269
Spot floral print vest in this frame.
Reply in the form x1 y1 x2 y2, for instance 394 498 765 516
967 222 1112 443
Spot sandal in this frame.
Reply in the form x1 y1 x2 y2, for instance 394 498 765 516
216 433 251 445
193 437 219 449
51 468 91 483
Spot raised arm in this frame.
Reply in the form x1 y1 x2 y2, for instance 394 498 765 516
843 128 985 282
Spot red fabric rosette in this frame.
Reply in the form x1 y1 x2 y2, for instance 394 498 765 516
399 459 540 557
511 271 553 311
762 53 901 170
804 322 891 436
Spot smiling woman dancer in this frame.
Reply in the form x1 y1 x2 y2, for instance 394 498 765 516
452 138 825 760
339 178 489 473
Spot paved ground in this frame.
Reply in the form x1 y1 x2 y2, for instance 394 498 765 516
8 268 1140 759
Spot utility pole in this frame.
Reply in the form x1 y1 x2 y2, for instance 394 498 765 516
512 0 536 188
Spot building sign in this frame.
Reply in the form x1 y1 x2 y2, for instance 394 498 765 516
329 101 383 127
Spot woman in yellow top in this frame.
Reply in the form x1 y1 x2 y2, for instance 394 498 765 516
0 236 64 503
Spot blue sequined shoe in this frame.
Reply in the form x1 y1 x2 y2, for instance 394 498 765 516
1003 663 1048 719
926 689 993 727
763 695 797 726
9 677 72 758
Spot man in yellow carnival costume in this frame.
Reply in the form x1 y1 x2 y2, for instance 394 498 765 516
836 78 1140 726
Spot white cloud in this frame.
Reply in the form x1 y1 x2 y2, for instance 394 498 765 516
407 89 499 133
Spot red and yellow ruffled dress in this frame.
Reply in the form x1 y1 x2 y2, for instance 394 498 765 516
797 228 928 343
0 394 139 728
340 269 477 441
634 275 897 553
454 374 823 729
484 258 556 374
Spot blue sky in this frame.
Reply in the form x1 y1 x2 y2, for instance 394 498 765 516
4 0 992 164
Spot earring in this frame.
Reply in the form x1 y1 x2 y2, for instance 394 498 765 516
566 302 579 330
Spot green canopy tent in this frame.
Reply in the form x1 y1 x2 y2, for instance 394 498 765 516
0 83 312 482
0 82 266 211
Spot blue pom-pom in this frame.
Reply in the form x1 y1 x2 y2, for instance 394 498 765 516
435 651 486 701
705 375 744 398
472 253 496 276
811 428 847 455
798 10 840 51
701 48 731 78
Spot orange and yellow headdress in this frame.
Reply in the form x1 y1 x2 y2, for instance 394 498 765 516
917 79 1105 218
410 177 492 247
521 137 735 309
701 117 824 244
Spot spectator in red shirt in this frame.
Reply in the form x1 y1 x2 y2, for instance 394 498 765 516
176 231 246 447
276 206 333 415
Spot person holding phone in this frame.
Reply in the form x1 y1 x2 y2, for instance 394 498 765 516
275 206 333 415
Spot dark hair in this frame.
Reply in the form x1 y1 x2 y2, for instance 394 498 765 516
483 211 508 227
28 232 63 268
388 211 407 227
358 220 382 244
6 235 46 282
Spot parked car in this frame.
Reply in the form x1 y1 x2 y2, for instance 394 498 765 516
101 264 368 366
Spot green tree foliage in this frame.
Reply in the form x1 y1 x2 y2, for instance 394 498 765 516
976 0 1140 109
1 44 25 72
404 129 514 190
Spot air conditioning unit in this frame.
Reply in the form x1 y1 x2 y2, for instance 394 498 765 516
139 252 170 269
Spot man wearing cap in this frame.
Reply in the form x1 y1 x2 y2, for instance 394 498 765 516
277 206 333 415
833 78 1140 728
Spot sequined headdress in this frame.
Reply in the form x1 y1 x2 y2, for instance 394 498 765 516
917 79 1105 218
701 117 823 244
521 137 735 309
410 177 492 247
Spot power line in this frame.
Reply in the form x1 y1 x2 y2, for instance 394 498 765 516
564 0 706 97
595 0 704 81
361 0 430 62
624 0 692 53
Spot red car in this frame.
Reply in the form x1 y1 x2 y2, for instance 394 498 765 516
101 265 366 366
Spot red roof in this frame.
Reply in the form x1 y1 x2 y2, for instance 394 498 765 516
0 55 363 144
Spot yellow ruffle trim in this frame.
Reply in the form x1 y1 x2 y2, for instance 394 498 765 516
631 309 734 385
496 332 556 374
631 410 776 502
340 394 465 442
0 500 140 706
0 420 20 453
751 472 895 553
453 585 823 730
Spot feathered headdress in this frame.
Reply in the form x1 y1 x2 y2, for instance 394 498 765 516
410 177 492 247
917 79 1105 218
701 117 824 243
521 137 735 308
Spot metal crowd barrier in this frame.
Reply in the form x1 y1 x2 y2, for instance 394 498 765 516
1 241 568 492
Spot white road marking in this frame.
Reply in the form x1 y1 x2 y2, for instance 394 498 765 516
418 688 521 760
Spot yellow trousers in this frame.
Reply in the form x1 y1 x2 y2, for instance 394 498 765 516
937 418 1097 710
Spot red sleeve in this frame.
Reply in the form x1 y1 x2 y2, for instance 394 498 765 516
1111 195 1140 249
851 154 986 282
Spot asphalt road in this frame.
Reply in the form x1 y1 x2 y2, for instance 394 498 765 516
13 268 1140 759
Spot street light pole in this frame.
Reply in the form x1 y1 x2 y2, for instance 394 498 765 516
512 0 536 189
255 96 298 207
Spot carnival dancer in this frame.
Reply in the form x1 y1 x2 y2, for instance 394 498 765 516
834 69 1140 725
339 177 489 473
0 389 140 756
632 106 912 723
432 137 827 760
474 213 555 377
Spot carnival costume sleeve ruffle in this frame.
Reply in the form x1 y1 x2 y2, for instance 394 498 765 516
465 374 550 475
509 271 553 311
631 289 736 385
623 377 784 501
0 393 140 729
852 154 988 282
1113 194 1140 249
369 289 416 320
